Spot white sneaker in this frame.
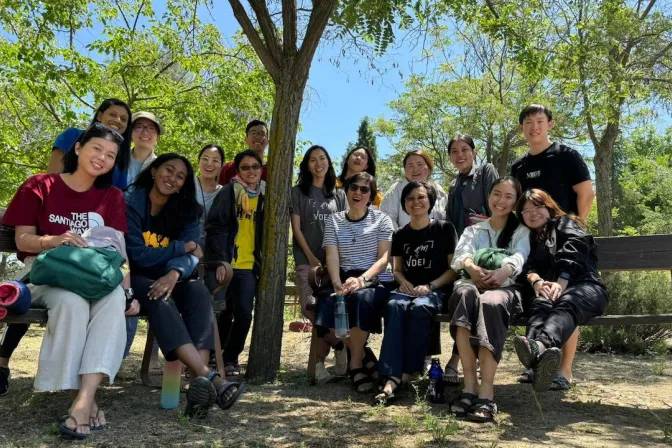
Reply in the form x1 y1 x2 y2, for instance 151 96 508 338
334 348 348 376
315 361 332 384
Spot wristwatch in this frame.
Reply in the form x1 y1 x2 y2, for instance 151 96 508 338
361 275 371 284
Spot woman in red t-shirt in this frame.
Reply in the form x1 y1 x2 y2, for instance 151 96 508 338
2 124 129 440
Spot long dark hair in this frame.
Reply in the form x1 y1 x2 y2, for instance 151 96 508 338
297 145 336 198
516 188 584 242
448 134 476 153
489 176 522 249
130 153 203 239
339 146 376 184
88 98 132 173
63 123 124 189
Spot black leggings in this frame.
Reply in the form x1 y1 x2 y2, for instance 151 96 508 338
0 324 28 359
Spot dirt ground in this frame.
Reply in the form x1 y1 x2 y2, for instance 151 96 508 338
1 321 671 448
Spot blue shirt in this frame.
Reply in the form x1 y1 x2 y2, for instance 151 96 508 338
53 127 128 190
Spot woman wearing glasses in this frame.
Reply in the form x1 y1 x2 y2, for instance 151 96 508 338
314 172 394 393
513 189 608 392
3 125 128 439
125 112 163 195
204 150 265 378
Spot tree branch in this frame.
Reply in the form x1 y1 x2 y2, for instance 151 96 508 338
296 0 337 71
640 0 656 20
282 0 298 55
114 0 132 30
484 0 500 19
248 0 283 63
227 0 281 81
131 0 146 35
61 78 95 110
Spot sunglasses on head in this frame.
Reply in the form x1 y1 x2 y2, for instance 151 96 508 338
348 184 371 194
88 122 124 143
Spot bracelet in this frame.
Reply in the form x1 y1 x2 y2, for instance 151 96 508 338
39 235 48 251
531 278 543 287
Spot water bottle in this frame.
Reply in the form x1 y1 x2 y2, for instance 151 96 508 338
160 360 183 409
334 295 350 338
427 358 445 404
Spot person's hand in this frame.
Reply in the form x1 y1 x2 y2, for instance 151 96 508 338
149 270 180 300
482 266 512 288
184 241 198 253
533 279 549 299
308 256 322 268
216 264 229 284
546 281 563 301
333 281 344 296
342 276 364 295
466 263 490 290
53 231 88 248
398 279 416 295
191 244 203 259
413 284 431 296
125 299 140 316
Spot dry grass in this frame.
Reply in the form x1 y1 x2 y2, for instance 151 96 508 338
1 320 672 447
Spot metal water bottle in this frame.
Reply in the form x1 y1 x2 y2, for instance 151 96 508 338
427 358 445 403
334 295 350 338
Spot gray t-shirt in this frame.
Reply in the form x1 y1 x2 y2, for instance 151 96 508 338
124 158 146 199
290 185 347 265
195 176 222 247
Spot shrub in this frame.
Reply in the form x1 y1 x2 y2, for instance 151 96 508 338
579 271 672 355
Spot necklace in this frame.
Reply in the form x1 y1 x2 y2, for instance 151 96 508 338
344 212 363 243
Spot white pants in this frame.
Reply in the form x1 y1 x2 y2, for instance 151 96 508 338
30 284 126 391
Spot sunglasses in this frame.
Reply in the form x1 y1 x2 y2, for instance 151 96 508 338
239 164 262 172
348 184 371 194
88 122 124 143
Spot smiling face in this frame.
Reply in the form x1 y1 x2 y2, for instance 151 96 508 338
151 158 187 196
74 137 119 178
519 111 553 146
404 186 430 217
404 154 431 181
308 148 329 180
346 179 372 210
449 140 475 174
245 124 268 156
199 147 223 180
347 148 369 175
96 105 129 133
132 118 159 152
488 180 519 218
521 200 551 230
237 155 262 185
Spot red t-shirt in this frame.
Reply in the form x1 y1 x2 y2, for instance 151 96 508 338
3 174 128 261
218 161 268 186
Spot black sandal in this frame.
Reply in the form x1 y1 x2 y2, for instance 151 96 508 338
516 368 534 384
184 376 217 418
215 380 246 410
467 398 498 423
533 347 561 392
224 362 240 378
374 377 402 406
350 367 374 394
513 336 540 369
58 414 89 440
449 392 477 417
362 346 379 377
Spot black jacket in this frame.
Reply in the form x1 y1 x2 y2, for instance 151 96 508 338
525 215 605 287
204 183 264 279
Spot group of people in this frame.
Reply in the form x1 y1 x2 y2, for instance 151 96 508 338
0 100 609 436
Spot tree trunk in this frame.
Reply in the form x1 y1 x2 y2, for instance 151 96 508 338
593 123 618 236
246 70 308 381
497 139 510 176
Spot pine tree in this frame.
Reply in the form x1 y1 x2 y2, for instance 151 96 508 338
345 116 378 162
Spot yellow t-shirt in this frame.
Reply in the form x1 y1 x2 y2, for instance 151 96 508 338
232 195 258 269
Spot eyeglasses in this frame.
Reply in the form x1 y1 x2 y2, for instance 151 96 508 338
348 184 371 194
88 122 124 143
405 194 428 202
239 164 262 172
133 125 158 134
200 157 222 165
520 205 546 217
248 131 267 138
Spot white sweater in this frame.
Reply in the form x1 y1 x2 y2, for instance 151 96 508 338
451 219 531 288
380 179 448 231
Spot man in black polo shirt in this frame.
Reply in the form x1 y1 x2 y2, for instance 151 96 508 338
511 104 595 391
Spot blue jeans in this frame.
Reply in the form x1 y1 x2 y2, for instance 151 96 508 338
124 316 139 359
378 291 443 379
219 269 257 365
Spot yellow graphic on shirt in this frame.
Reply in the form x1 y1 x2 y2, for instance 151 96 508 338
232 196 258 270
143 231 170 248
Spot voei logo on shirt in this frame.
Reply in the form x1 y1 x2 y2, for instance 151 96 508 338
312 201 331 223
527 170 541 179
49 212 105 234
403 241 434 269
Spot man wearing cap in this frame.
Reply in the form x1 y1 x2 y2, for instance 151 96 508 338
125 111 164 195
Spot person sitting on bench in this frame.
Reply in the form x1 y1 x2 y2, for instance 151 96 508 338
513 188 609 392
125 153 244 418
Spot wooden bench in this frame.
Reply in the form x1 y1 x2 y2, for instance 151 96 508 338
307 234 672 383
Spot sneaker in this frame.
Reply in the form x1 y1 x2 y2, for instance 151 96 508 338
334 348 348 376
0 366 9 396
423 358 432 374
315 361 332 384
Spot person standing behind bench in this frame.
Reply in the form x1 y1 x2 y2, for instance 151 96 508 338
204 149 265 378
125 153 244 417
290 145 348 383
218 120 269 186
337 147 384 208
511 104 595 389
195 144 225 248
514 189 609 392
2 124 129 439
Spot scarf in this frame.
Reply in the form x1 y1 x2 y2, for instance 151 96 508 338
231 175 261 216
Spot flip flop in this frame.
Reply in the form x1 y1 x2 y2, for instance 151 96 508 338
216 381 246 410
533 347 561 392
89 409 106 431
58 414 89 440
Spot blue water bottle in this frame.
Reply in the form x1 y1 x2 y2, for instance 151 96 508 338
427 358 445 403
334 295 350 338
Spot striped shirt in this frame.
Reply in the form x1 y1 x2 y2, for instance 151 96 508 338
323 208 394 273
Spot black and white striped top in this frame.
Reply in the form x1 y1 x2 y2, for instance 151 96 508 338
323 208 394 273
